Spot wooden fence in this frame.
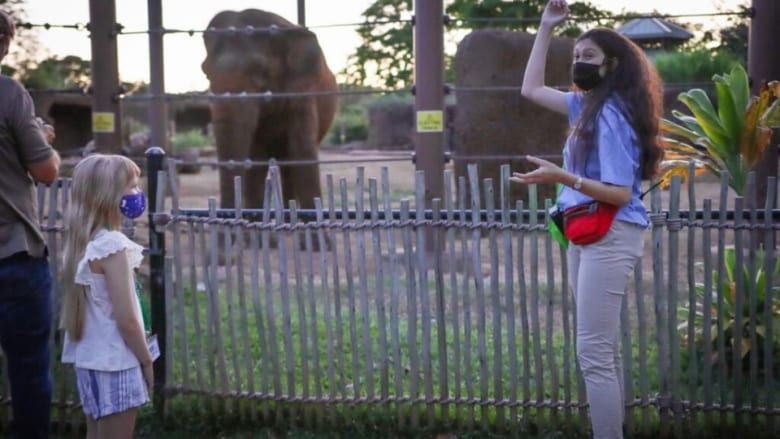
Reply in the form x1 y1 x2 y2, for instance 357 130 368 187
1 154 778 438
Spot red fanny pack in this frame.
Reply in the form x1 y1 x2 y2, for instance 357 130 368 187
563 201 618 245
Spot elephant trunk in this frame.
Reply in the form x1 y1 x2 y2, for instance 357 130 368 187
211 102 260 209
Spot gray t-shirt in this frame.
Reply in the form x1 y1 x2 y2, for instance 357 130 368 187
0 75 55 259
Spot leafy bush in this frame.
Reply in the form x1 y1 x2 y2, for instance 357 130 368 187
173 129 211 150
654 49 739 84
325 106 369 146
659 64 780 195
324 92 413 146
678 247 780 377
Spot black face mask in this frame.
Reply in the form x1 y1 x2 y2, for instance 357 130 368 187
572 62 604 91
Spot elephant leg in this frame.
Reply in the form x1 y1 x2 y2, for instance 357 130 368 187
290 161 329 251
218 167 244 209
280 165 296 207
292 162 322 211
211 102 259 209
211 101 260 263
244 164 269 210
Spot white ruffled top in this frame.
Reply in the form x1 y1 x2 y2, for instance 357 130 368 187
61 229 147 371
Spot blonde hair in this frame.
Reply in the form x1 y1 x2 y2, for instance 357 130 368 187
60 154 141 340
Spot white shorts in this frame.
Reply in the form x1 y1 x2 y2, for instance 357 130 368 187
75 366 150 419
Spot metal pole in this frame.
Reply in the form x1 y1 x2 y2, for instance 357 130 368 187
145 147 167 419
297 0 306 26
148 0 170 153
748 0 779 217
413 0 445 252
748 0 780 94
88 0 122 152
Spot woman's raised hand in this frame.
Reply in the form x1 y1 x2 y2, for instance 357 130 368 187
541 0 569 29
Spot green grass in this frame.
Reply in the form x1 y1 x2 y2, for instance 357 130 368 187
167 276 585 399
45 268 777 438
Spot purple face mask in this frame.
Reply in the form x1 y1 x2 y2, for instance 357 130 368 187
120 192 146 219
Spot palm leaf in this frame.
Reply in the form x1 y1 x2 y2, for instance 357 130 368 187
657 164 695 188
713 76 742 151
660 137 708 156
671 111 707 139
719 64 750 117
759 80 780 128
679 89 730 152
761 98 780 128
657 161 710 188
661 118 701 142
740 86 773 166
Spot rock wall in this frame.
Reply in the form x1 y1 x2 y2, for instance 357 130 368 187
453 30 574 207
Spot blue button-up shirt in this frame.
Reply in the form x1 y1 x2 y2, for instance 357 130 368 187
556 92 649 227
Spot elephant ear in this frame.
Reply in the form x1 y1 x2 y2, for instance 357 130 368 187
284 28 324 83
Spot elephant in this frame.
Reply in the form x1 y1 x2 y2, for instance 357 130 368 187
201 9 338 213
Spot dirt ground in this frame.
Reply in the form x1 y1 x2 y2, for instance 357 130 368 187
172 149 739 212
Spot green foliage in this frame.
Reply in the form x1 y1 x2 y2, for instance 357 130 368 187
446 0 613 36
326 105 369 145
653 50 739 84
717 5 750 64
343 0 414 88
172 129 211 150
678 247 780 377
343 0 613 88
659 64 780 194
20 55 91 89
324 90 413 145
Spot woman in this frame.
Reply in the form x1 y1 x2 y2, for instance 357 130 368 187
510 1 664 438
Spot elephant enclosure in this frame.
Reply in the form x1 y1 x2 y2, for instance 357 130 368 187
150 148 746 339
166 148 737 285
144 149 779 438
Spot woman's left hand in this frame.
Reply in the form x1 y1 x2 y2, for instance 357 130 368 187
510 155 566 185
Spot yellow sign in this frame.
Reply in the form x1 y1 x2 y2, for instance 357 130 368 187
416 110 443 133
92 112 115 133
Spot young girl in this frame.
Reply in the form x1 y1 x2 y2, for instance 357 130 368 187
511 1 664 438
61 154 154 439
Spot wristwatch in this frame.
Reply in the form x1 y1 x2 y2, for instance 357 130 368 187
573 175 583 190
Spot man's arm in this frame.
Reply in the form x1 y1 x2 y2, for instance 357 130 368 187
27 149 61 185
12 88 61 185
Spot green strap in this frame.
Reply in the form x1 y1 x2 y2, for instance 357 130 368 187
133 274 152 332
549 182 569 249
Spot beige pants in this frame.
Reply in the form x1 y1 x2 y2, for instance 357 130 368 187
567 220 645 439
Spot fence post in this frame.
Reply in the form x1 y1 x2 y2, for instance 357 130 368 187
146 146 167 419
88 0 123 152
413 0 445 253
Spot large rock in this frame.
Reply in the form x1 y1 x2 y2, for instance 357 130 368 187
365 103 456 151
366 102 414 150
453 30 574 207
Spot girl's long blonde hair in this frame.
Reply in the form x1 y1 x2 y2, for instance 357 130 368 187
60 154 141 340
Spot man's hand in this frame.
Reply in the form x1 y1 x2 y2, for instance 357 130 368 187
36 117 55 144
